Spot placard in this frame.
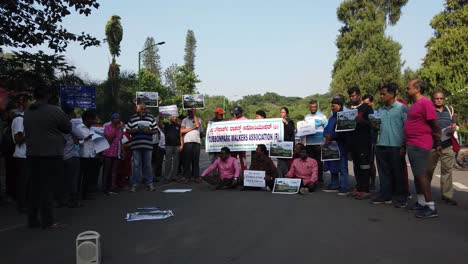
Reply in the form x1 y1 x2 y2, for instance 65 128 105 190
92 134 110 153
243 170 266 187
205 118 284 152
182 94 204 109
368 112 381 126
272 178 301 194
336 109 358 132
269 142 294 159
296 120 316 137
159 105 179 117
60 86 96 109
136 92 158 107
321 141 341 161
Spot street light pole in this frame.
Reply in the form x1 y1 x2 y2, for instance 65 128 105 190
138 41 166 91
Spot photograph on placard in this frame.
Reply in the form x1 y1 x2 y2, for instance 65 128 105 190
182 94 204 109
336 109 358 132
269 142 293 159
321 141 340 161
272 178 301 194
136 92 159 107
159 105 179 117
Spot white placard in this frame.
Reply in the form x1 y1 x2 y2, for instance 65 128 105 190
441 126 452 142
159 105 179 117
243 170 266 187
296 121 316 137
92 134 110 153
162 189 192 193
272 178 302 194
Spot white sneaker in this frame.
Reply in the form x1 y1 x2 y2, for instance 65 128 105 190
130 185 137 193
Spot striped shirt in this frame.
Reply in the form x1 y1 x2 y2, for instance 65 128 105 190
126 113 157 150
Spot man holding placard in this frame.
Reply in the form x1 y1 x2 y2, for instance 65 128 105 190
249 144 278 190
181 109 204 183
304 100 328 183
201 147 240 189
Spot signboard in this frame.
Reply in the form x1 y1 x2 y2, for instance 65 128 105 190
243 170 266 187
136 92 158 107
60 86 96 109
321 141 340 161
296 120 316 137
182 94 205 109
205 118 284 152
336 109 358 132
272 178 301 194
159 105 179 117
269 142 294 159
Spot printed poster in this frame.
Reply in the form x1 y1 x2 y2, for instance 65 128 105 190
182 94 205 110
336 109 358 132
321 141 340 161
136 92 158 107
269 142 294 159
272 178 302 194
159 105 179 117
243 170 266 188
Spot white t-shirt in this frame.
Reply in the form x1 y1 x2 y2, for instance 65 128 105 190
11 115 26 158
181 116 203 144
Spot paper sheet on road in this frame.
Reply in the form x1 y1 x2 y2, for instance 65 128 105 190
162 189 192 193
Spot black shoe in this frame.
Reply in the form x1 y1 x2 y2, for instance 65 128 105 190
371 196 392 204
393 199 408 208
442 196 458 206
409 202 425 211
415 205 438 219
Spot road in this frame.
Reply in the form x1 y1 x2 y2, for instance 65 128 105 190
1 150 468 264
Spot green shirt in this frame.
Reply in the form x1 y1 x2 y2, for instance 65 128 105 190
377 101 407 147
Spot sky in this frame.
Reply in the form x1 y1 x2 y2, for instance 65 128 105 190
8 0 445 100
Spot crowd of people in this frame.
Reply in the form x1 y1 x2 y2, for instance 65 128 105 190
0 79 462 229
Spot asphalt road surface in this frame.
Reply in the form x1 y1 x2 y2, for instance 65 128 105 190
1 150 468 264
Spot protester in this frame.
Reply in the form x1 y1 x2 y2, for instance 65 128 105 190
102 113 124 195
1 102 19 202
372 83 408 207
255 110 266 119
181 109 204 183
362 94 377 190
208 108 225 165
11 98 27 212
126 103 158 192
286 144 318 194
347 87 374 200
249 144 278 190
304 99 327 183
230 106 248 170
116 132 132 189
151 116 164 183
77 110 100 199
404 79 441 218
24 84 71 229
201 146 240 189
426 91 458 205
160 114 181 182
61 106 81 208
277 107 295 177
323 98 349 195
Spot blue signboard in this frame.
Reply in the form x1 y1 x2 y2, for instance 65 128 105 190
60 86 96 109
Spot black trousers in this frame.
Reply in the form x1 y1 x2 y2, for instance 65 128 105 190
306 145 323 182
80 158 100 199
152 146 166 180
15 158 29 210
27 156 62 228
349 142 372 192
183 143 200 179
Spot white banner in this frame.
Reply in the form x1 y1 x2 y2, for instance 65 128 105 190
205 118 284 152
243 170 266 187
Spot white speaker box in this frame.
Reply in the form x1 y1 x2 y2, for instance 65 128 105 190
76 231 102 264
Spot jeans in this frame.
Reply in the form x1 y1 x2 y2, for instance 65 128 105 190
165 146 180 180
376 146 405 200
329 153 349 191
131 149 153 186
183 142 200 179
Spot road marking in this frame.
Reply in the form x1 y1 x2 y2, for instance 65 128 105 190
453 182 468 190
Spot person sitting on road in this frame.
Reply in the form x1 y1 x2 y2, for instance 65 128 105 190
248 144 278 190
286 145 318 194
201 147 240 189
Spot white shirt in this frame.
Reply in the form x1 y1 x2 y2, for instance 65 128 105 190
11 114 26 158
158 127 165 149
77 123 96 158
182 116 203 144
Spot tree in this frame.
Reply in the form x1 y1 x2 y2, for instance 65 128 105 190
142 37 162 79
184 30 197 73
420 0 468 118
105 15 123 84
331 0 408 98
174 65 200 95
164 63 178 94
0 0 100 92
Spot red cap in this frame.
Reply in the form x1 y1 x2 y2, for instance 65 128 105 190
214 107 225 114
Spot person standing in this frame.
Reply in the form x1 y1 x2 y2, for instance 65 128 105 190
230 106 248 170
11 103 27 212
362 94 378 190
102 113 124 195
404 79 441 218
24 84 71 229
77 110 99 200
304 100 328 183
208 108 225 164
62 106 81 208
160 114 181 182
277 107 295 177
181 109 204 183
347 87 374 200
427 91 458 205
126 104 158 192
371 83 408 207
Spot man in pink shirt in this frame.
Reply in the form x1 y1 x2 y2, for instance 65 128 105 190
404 79 442 219
201 147 240 190
102 113 124 195
286 145 318 193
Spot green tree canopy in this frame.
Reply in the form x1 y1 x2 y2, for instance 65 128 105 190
142 37 162 79
184 30 197 73
420 0 468 118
